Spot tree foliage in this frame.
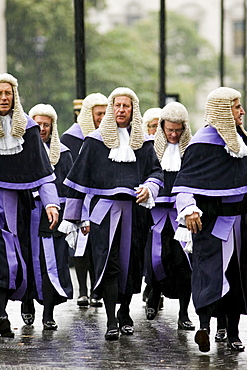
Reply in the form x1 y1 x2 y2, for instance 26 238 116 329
6 1 218 133
86 12 218 115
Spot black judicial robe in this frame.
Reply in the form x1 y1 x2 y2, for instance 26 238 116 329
172 125 247 312
63 129 164 296
0 115 57 300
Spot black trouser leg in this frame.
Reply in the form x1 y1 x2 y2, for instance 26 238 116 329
117 293 133 326
102 279 118 330
217 312 228 330
0 287 7 317
147 284 162 312
197 302 216 332
42 274 55 323
227 312 240 341
178 278 191 322
74 256 89 297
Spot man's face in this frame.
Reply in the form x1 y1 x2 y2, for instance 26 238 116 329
0 83 14 116
33 115 52 143
147 118 159 135
113 96 133 128
231 98 245 126
162 120 184 144
92 105 106 129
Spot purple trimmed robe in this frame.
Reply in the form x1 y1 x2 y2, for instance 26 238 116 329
63 129 164 296
173 125 247 312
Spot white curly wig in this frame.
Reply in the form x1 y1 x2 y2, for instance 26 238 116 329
29 103 60 166
204 87 247 153
99 87 144 150
77 93 108 136
0 73 27 138
154 102 192 160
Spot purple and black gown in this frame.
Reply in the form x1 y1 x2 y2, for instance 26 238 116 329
60 122 84 162
30 143 73 305
63 129 164 298
172 125 247 316
144 168 192 299
0 116 59 301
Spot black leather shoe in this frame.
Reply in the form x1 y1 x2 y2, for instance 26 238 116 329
195 328 210 352
178 319 195 331
0 317 14 338
90 298 103 307
120 325 134 335
227 338 245 351
215 328 227 342
43 321 58 330
105 328 119 340
21 313 35 326
145 306 157 320
21 300 35 326
77 296 89 307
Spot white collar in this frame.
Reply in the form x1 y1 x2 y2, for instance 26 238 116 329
160 142 181 171
224 133 247 158
0 114 24 155
108 127 136 162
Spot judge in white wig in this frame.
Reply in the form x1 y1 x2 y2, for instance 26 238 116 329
144 101 194 331
172 87 247 353
60 93 108 162
29 103 60 166
25 103 73 330
0 73 59 337
143 107 162 136
62 87 164 340
77 92 108 135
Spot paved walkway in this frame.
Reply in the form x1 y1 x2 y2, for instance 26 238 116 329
0 267 247 369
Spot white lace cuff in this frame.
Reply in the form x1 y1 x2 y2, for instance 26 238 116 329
77 220 90 228
58 220 76 234
174 227 193 253
65 231 78 250
176 205 202 225
137 185 155 209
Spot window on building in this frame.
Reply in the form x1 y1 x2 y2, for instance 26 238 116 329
233 20 244 55
126 2 142 25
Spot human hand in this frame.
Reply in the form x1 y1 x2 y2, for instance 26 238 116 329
185 212 202 233
46 206 59 229
135 186 149 203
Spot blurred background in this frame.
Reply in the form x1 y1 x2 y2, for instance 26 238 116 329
1 0 246 133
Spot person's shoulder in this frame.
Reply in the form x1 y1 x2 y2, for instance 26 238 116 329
25 113 39 130
144 132 154 142
60 142 71 153
85 128 103 142
189 125 225 147
61 122 84 140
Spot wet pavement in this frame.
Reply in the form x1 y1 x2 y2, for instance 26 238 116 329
1 267 247 369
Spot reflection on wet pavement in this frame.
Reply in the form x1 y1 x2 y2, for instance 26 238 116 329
0 267 246 369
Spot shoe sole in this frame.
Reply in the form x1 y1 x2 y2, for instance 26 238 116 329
195 330 210 352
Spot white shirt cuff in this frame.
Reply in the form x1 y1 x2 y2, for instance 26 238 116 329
176 205 202 225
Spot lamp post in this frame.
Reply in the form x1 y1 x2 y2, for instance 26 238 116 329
159 0 166 108
220 0 224 86
243 0 247 127
74 0 86 100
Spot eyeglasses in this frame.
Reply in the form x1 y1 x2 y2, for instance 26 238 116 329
148 124 158 128
0 91 13 97
164 127 184 134
38 123 52 128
